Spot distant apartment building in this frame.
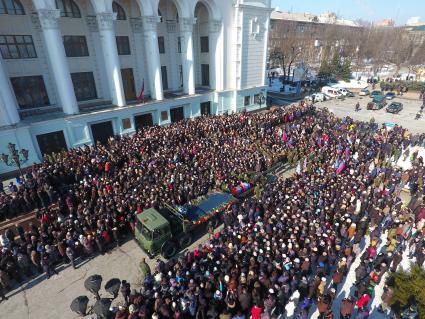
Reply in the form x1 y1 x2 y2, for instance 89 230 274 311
405 24 425 45
269 10 362 66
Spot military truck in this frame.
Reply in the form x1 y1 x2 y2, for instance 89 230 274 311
134 192 237 258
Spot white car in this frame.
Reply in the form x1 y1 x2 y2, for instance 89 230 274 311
321 86 343 99
305 93 326 102
337 88 349 95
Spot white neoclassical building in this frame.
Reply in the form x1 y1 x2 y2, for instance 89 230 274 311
0 0 272 174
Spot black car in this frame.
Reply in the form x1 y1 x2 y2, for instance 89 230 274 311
386 102 403 114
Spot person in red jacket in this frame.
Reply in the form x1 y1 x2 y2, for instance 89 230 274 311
356 293 370 310
104 161 110 176
251 301 263 319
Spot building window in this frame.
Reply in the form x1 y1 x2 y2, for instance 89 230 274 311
200 36 209 53
36 131 67 156
112 1 126 20
254 94 260 104
160 110 168 121
201 64 209 87
244 96 251 106
56 0 81 18
63 36 88 57
161 66 168 90
200 101 211 115
0 35 36 59
158 36 165 54
71 72 97 101
116 36 130 55
11 75 50 109
0 0 25 15
177 36 181 53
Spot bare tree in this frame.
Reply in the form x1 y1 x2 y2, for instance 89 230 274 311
269 16 421 79
269 21 309 80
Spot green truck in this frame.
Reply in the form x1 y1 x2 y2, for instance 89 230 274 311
134 192 237 258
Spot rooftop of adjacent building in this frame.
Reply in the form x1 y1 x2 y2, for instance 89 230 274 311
270 10 360 27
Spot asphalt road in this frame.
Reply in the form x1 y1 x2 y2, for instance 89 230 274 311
315 94 425 134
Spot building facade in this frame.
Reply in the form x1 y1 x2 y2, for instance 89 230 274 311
269 10 361 67
0 0 272 174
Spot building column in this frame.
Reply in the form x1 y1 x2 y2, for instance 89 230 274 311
209 20 222 91
37 9 79 115
180 18 196 95
142 16 163 101
96 12 126 107
0 56 20 125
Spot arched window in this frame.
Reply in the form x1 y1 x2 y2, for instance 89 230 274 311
112 1 126 20
0 0 25 15
55 0 81 18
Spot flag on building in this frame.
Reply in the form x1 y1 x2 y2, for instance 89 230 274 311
137 80 145 103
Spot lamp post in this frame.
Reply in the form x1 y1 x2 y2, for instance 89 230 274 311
0 143 29 180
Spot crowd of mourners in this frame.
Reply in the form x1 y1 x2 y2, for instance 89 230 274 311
0 103 424 318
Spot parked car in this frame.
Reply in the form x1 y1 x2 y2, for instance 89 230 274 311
385 92 396 100
370 90 382 98
337 88 349 95
367 95 387 110
321 86 342 99
359 88 370 96
336 88 355 97
386 102 403 114
346 90 355 97
305 93 326 102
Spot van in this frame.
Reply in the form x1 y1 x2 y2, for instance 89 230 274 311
321 86 342 99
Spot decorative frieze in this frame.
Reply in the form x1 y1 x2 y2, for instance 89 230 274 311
180 18 197 33
130 18 143 33
250 16 266 40
86 16 99 32
166 21 177 33
142 16 160 32
96 12 117 31
37 9 60 30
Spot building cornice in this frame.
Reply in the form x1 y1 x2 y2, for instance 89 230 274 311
234 4 274 13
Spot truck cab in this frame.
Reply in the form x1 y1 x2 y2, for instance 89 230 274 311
134 208 173 257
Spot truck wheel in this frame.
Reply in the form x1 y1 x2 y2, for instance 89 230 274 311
179 234 192 248
161 242 177 259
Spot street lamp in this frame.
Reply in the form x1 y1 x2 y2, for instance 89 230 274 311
0 143 29 180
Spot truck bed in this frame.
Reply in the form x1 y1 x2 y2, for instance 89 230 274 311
185 192 236 222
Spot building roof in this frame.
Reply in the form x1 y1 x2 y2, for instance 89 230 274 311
271 11 317 23
271 10 359 27
412 25 425 31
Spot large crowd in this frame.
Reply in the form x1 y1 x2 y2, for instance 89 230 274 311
0 104 424 318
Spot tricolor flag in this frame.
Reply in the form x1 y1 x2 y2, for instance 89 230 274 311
336 159 346 175
136 79 145 103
